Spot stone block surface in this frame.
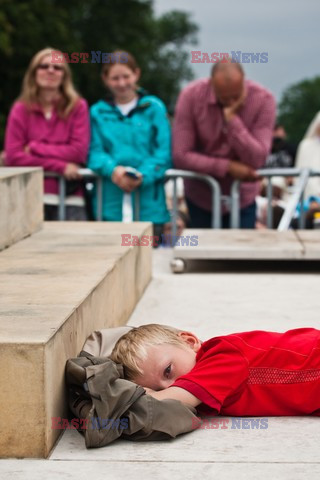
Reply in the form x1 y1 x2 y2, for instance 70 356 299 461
0 222 152 458
0 167 43 251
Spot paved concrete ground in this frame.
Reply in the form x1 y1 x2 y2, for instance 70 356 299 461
1 247 320 479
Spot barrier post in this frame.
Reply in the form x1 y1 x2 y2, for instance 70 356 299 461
165 169 222 230
230 181 240 228
96 176 103 221
172 178 178 241
58 176 66 221
266 177 273 228
134 190 140 221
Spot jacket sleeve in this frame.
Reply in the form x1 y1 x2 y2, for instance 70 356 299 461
66 355 201 448
4 102 67 174
173 87 230 178
137 99 172 186
88 108 118 178
28 99 90 164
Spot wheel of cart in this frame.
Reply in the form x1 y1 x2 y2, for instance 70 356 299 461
170 258 186 273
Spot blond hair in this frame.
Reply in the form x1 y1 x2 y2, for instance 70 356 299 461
110 324 186 380
18 47 81 118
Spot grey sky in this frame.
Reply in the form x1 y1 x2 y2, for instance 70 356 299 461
154 0 320 104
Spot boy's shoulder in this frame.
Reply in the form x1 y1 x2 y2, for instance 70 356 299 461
195 332 252 363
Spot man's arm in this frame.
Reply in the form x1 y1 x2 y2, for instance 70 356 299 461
173 87 258 181
144 386 201 408
172 87 230 178
226 91 276 169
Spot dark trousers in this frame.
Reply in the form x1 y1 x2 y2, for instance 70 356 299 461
186 198 256 229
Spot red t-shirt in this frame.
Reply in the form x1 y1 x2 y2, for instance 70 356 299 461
171 328 320 416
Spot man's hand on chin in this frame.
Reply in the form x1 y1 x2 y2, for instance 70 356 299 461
223 88 247 122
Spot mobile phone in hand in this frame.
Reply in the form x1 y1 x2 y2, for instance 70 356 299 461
124 167 142 180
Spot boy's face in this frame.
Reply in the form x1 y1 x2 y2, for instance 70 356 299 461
133 334 201 391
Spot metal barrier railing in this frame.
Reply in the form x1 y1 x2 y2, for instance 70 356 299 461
46 169 103 221
230 168 319 230
165 167 320 231
165 169 222 237
45 169 222 232
277 169 309 231
45 167 320 230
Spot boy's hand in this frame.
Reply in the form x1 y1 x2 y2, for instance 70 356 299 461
143 387 156 396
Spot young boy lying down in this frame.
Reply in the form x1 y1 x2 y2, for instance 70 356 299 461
110 324 320 416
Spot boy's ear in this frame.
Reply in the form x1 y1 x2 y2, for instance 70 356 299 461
178 331 202 352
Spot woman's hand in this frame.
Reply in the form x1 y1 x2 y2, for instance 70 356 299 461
64 163 82 180
112 166 142 192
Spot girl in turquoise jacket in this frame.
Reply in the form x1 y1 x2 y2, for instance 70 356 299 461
88 51 172 225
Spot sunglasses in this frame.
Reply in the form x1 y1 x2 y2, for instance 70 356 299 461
37 64 64 72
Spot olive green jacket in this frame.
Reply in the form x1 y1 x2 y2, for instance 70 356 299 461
66 354 200 448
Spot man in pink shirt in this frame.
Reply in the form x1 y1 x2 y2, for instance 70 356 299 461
173 60 276 228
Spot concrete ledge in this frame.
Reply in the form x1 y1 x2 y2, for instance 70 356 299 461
0 222 152 458
295 230 320 259
0 167 43 251
173 229 320 260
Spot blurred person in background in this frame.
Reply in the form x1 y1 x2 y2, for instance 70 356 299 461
256 124 297 229
4 47 90 220
265 124 297 170
293 112 320 228
296 112 320 201
88 51 171 239
173 59 276 229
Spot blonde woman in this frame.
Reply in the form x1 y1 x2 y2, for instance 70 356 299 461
4 47 90 220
